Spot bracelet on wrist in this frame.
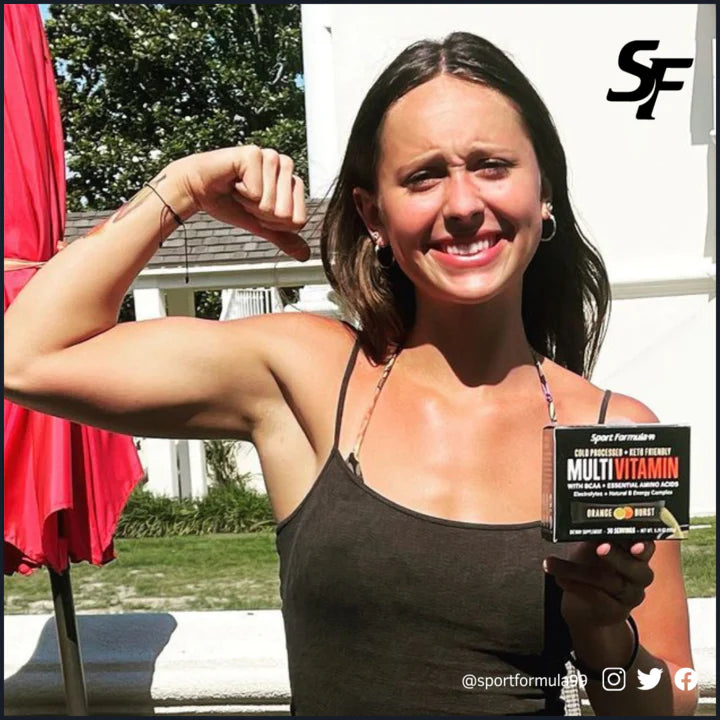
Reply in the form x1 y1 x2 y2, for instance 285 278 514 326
143 182 189 284
570 615 639 682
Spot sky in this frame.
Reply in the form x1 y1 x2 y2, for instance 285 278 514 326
39 4 50 22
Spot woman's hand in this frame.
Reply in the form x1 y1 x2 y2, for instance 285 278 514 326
168 145 310 261
544 540 655 629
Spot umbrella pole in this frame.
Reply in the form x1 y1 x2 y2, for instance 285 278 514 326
48 566 89 715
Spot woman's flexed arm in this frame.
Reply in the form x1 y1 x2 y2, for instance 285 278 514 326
4 146 309 440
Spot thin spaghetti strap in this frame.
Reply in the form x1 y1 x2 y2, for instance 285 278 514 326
598 389 612 424
333 333 362 450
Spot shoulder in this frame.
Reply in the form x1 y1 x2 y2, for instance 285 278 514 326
216 311 357 404
601 391 660 424
281 312 357 355
223 311 355 354
540 359 659 425
242 311 357 381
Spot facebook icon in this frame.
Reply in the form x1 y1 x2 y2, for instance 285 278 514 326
673 667 698 692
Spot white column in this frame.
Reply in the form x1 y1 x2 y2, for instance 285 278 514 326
133 287 167 320
301 4 339 198
188 440 208 498
712 38 716 142
270 287 284 313
132 288 180 498
144 443 181 498
176 440 192 500
175 439 207 500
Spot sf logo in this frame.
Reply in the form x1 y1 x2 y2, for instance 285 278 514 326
607 41 693 119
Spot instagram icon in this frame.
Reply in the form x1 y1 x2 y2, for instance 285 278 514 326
601 668 626 692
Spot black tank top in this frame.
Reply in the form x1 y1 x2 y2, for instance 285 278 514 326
276 332 612 716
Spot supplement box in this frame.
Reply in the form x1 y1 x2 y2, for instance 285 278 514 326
541 424 690 542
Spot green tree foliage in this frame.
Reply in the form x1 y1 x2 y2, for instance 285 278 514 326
195 290 223 319
118 293 135 323
46 3 306 211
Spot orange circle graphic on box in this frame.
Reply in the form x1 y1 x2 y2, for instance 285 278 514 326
624 506 634 519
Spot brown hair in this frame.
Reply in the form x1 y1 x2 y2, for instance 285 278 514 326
321 32 610 378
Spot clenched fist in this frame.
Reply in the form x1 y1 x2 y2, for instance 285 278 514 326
169 145 310 261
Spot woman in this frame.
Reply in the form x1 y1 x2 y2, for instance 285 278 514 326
4 33 697 716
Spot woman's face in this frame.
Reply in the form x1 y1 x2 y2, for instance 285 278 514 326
362 74 549 306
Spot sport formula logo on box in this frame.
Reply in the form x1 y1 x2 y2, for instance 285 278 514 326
607 41 693 119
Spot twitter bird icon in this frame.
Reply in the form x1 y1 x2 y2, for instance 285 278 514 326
637 668 663 690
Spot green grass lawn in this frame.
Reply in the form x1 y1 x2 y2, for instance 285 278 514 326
681 515 716 599
4 532 281 614
5 517 715 614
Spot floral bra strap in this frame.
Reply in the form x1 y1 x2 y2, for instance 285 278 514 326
530 348 557 424
350 347 402 460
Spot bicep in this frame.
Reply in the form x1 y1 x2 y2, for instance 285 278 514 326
8 314 283 440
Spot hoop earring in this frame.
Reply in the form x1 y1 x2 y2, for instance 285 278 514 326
541 204 557 242
371 232 396 269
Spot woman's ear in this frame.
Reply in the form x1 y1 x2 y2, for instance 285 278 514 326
352 187 384 236
540 174 553 207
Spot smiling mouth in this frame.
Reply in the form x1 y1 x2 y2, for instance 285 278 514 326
430 235 502 256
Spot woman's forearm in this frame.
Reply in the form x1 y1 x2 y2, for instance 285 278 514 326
4 166 194 382
570 621 699 716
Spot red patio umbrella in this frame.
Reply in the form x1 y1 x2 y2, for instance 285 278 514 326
4 4 145 713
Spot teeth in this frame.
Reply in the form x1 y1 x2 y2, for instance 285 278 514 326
443 237 496 255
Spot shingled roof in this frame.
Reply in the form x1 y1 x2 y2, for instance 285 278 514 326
64 199 328 269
